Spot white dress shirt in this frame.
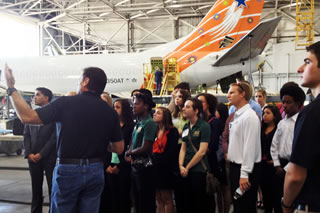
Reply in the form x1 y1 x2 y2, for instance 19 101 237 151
270 113 298 170
228 104 261 178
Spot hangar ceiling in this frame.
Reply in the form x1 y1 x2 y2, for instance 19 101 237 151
0 0 319 55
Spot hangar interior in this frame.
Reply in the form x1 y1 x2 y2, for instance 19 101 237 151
0 0 319 93
0 1 319 212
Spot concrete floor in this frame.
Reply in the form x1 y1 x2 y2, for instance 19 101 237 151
0 154 265 213
0 154 49 213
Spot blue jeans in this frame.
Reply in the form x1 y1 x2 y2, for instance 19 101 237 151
50 162 104 213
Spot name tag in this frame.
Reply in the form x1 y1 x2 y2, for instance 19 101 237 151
182 129 189 138
193 130 200 137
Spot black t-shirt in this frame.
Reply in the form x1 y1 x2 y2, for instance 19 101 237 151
261 128 276 161
36 92 123 159
118 122 135 167
208 115 223 152
290 94 320 208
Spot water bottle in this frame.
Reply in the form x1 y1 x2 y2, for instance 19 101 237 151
233 187 245 200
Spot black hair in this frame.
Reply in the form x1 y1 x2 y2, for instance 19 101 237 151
196 93 218 115
186 97 208 121
36 87 53 102
135 92 155 111
306 41 320 68
174 82 190 92
280 82 306 107
113 99 133 125
262 105 282 132
82 67 107 95
216 102 229 127
138 88 153 98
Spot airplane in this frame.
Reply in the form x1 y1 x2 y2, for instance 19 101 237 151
0 0 281 95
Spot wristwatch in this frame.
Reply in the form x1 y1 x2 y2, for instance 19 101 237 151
7 87 17 96
281 197 295 209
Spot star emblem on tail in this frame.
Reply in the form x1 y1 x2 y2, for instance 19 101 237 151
235 0 246 7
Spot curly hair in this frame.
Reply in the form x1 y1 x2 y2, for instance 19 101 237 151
280 82 306 107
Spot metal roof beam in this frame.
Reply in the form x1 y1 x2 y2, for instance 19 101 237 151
0 0 37 9
134 24 169 43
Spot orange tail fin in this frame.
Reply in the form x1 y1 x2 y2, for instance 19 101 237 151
164 0 264 72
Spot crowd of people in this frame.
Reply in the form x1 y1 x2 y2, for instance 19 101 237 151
3 42 320 213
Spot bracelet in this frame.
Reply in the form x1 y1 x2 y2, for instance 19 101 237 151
281 197 295 209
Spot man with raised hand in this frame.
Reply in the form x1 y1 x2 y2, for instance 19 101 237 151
5 64 124 213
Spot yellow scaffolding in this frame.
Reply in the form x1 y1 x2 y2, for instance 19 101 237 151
160 58 180 96
143 58 180 96
295 0 315 50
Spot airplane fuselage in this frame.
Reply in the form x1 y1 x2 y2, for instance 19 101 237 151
0 40 262 95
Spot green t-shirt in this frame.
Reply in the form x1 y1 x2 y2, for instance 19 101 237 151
132 115 158 152
181 118 211 173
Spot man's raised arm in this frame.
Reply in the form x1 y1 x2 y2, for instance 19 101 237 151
4 64 42 124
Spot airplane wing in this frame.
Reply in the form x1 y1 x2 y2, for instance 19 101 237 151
213 17 281 67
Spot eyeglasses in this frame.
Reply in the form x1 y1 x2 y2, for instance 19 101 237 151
236 82 245 91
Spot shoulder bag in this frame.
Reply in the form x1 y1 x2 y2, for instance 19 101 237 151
187 132 220 195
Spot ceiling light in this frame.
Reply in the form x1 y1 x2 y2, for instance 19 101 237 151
99 12 110 17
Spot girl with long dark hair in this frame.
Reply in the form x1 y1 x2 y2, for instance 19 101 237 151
100 99 134 213
172 89 191 136
153 107 179 213
171 89 191 213
196 93 218 212
260 105 282 213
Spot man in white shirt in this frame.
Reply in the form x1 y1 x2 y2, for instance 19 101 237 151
270 82 305 211
227 82 261 213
